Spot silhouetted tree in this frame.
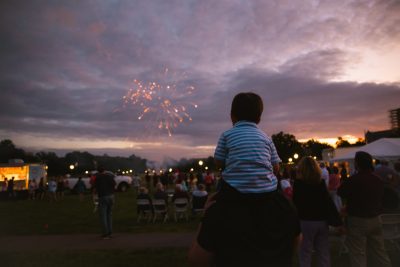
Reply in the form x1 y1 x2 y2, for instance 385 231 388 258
271 132 304 163
336 137 352 148
302 139 333 160
0 139 29 163
36 151 66 176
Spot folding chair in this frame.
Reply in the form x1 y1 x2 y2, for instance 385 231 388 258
166 188 175 198
379 213 400 250
136 199 153 223
153 199 168 223
191 195 208 215
174 198 189 222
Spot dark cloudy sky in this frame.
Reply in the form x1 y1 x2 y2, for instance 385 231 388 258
1 0 400 163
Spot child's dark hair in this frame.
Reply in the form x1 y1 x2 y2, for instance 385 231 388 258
230 92 263 124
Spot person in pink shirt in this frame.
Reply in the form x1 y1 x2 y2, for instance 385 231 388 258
328 166 342 211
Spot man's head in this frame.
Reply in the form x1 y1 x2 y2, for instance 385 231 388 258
231 92 263 124
139 186 148 194
198 184 206 191
354 151 374 172
97 166 105 173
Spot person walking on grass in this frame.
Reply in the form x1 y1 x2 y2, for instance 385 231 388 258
93 166 116 240
74 177 86 202
189 92 300 267
7 177 15 199
28 179 37 200
56 176 65 200
48 178 57 202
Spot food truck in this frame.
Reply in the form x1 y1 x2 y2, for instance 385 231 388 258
0 160 47 191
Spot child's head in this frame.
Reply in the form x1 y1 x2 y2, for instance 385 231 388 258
198 184 206 191
296 156 322 185
230 92 263 124
155 182 164 191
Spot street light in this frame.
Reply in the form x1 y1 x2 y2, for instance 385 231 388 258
205 166 209 170
169 168 173 173
288 158 293 163
293 153 299 160
69 165 75 170
190 168 194 172
198 160 204 166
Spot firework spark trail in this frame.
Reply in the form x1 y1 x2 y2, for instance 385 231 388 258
122 69 198 136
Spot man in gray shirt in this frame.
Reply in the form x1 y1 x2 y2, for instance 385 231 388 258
94 166 116 239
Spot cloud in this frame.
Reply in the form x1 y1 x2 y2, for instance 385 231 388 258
278 49 357 80
220 68 400 139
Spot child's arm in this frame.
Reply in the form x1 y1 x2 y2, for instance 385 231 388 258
273 163 280 176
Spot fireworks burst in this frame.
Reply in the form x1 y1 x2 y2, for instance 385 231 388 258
123 68 198 136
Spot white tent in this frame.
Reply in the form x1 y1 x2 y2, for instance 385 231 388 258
332 138 400 161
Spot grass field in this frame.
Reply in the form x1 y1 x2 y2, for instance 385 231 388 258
1 189 399 267
1 189 195 266
1 248 189 267
0 189 199 236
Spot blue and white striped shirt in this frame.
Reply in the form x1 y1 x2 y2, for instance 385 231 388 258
214 121 281 193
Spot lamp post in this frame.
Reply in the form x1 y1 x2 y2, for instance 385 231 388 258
288 158 293 164
293 153 299 160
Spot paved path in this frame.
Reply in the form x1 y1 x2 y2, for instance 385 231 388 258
0 232 196 252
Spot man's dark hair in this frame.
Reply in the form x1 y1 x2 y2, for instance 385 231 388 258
97 166 105 173
231 92 263 124
354 151 374 172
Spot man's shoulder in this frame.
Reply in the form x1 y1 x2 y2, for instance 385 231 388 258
349 172 383 185
97 172 115 178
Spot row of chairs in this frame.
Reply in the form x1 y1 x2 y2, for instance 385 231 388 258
136 196 207 223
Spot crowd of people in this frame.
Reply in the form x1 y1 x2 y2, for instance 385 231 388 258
187 92 399 267
1 176 67 201
2 92 400 266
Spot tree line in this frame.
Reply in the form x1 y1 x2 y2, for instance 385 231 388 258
0 133 365 175
271 132 365 163
0 139 147 176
